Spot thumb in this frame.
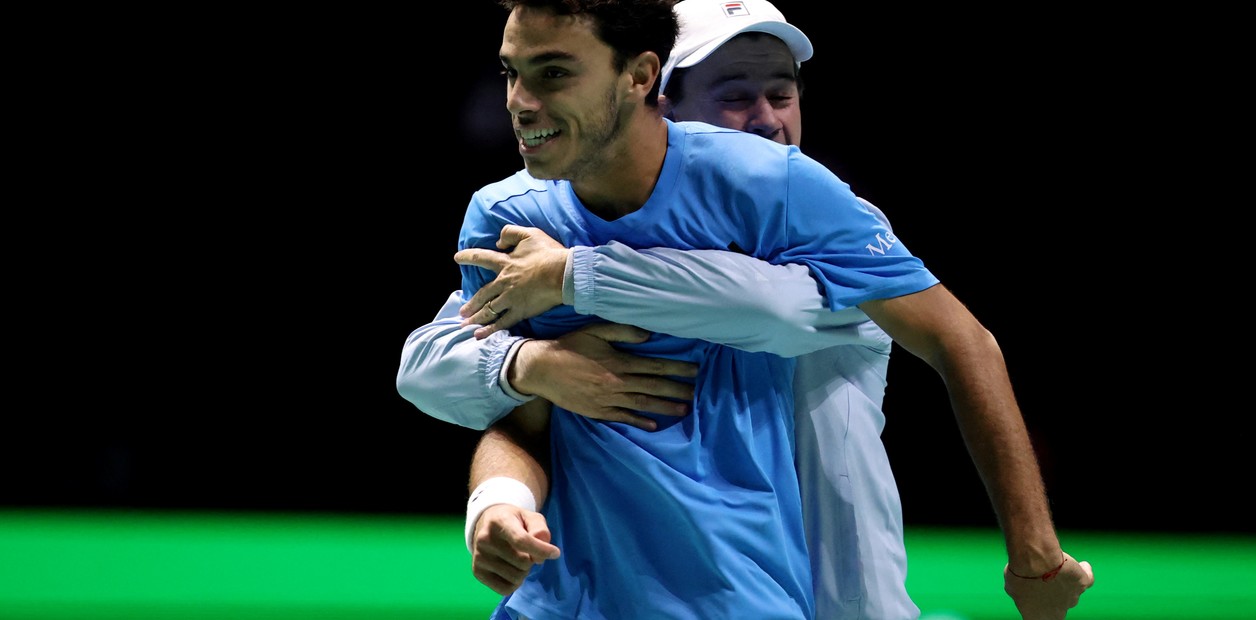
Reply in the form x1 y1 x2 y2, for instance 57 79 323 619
522 512 561 561
1078 560 1094 582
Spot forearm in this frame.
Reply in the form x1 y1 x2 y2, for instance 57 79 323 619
396 291 531 430
464 399 559 581
469 398 552 506
864 285 1061 575
567 242 873 357
939 328 1062 574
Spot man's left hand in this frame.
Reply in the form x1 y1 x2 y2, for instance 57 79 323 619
455 225 569 338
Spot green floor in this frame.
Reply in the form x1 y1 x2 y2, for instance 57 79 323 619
1 509 1252 619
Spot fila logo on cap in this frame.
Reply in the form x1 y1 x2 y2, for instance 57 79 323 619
722 2 750 17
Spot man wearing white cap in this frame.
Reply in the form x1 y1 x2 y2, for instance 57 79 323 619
399 0 1092 618
656 2 1092 618
661 3 917 616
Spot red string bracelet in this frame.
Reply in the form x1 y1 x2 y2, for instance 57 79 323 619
1008 556 1067 582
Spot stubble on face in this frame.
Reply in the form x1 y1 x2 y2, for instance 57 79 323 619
546 84 630 183
503 7 633 183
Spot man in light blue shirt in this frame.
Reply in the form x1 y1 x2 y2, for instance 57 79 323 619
396 1 1095 620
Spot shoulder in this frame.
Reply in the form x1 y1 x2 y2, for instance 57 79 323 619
673 120 793 162
472 169 553 209
671 121 796 185
461 170 558 249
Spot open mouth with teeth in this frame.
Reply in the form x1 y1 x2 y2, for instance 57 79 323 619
520 127 560 148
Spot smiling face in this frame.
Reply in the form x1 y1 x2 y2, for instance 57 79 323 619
664 32 802 147
499 5 634 182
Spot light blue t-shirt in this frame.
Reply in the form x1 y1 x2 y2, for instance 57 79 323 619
460 119 937 620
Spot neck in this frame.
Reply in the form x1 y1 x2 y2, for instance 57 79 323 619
571 114 669 221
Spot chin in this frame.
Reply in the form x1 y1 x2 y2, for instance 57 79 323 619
523 161 560 180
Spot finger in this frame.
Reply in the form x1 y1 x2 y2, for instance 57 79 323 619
454 248 508 273
473 561 529 596
471 312 523 338
475 549 533 578
462 308 499 328
497 224 529 250
483 310 525 335
477 533 540 574
594 409 661 431
577 322 653 344
461 294 517 328
477 572 519 597
474 317 522 340
619 392 691 417
459 285 502 319
621 356 700 379
457 292 484 320
489 545 536 574
627 376 695 403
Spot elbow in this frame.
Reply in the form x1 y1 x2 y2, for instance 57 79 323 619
930 322 1004 375
395 340 435 410
395 372 492 431
395 369 430 412
395 354 493 431
396 368 454 425
959 321 1001 357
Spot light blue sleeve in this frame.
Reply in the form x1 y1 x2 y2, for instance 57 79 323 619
567 242 882 358
856 197 892 232
395 291 530 430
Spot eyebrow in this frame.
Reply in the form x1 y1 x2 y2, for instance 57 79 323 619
707 69 797 88
500 50 579 67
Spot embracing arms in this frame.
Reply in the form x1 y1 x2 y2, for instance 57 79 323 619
397 224 874 431
860 284 1094 618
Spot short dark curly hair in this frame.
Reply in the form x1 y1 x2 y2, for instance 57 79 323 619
497 0 679 106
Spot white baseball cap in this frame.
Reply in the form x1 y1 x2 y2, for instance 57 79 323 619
660 0 813 96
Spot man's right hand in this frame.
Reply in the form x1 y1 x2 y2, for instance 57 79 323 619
470 504 561 596
509 322 698 431
1003 552 1095 619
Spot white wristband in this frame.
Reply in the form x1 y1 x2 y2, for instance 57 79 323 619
465 477 537 553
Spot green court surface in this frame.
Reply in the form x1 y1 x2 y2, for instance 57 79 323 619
1 509 1252 619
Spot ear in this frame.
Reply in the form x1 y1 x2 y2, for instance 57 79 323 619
624 50 661 99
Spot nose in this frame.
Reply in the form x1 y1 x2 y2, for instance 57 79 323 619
506 77 539 117
744 97 784 142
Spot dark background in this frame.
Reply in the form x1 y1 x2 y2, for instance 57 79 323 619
5 3 1242 535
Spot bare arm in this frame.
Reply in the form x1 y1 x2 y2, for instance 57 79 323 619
860 283 1093 618
413 222 875 433
466 398 559 595
469 397 552 504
